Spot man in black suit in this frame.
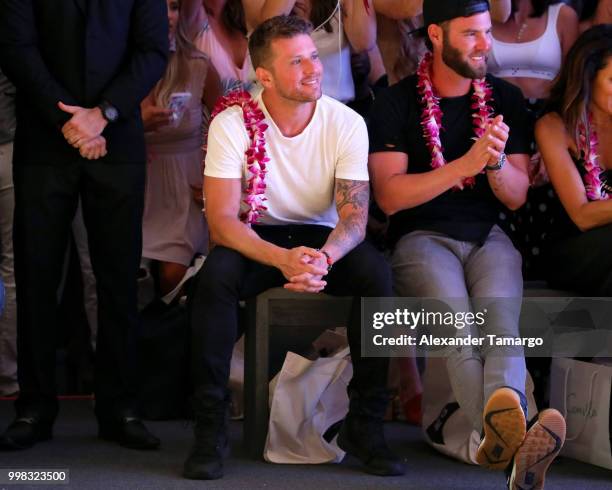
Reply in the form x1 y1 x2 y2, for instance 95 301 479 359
0 0 169 450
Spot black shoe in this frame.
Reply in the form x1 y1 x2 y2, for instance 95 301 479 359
183 390 230 480
98 416 160 450
337 414 406 476
0 416 53 450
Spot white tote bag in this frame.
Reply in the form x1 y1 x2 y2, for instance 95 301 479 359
264 347 352 464
549 358 612 470
422 358 538 465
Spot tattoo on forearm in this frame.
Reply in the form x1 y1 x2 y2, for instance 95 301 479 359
336 179 369 214
488 169 505 194
325 179 369 257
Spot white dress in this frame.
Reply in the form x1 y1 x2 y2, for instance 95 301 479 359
141 56 209 266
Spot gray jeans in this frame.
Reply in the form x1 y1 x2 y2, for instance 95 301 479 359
391 225 526 431
0 141 17 395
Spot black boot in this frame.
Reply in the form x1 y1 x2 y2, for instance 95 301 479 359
183 388 230 480
337 388 406 476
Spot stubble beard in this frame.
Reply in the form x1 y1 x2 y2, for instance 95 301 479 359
442 38 487 80
277 83 322 103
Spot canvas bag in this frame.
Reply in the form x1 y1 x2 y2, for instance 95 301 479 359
264 346 352 464
422 357 538 464
549 357 612 470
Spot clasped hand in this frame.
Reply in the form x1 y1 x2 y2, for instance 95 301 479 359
279 247 329 293
58 102 108 160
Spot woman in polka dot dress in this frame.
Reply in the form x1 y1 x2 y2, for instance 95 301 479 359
535 25 612 295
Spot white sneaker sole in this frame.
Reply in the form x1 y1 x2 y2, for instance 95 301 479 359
509 409 566 490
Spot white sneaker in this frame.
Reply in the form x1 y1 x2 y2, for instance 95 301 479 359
508 408 566 490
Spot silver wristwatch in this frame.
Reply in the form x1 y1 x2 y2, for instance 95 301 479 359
485 152 506 171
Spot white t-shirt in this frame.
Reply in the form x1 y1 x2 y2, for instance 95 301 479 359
204 92 369 228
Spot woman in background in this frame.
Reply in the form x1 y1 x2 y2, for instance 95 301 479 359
197 0 259 94
141 0 221 295
488 0 578 282
255 0 376 104
536 24 612 295
489 0 578 101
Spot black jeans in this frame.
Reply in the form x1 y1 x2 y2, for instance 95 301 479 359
13 161 145 420
545 223 612 296
188 224 393 409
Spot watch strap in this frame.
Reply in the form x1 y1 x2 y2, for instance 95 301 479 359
98 100 118 123
485 152 506 171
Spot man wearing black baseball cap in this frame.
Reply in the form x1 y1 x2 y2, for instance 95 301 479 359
423 0 490 31
368 1 566 488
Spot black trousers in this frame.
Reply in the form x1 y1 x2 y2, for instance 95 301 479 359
188 224 392 411
545 223 612 296
12 161 145 419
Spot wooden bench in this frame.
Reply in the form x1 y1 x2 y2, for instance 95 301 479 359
242 282 573 458
243 288 352 458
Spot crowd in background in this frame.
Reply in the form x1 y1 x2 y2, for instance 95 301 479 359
0 0 610 484
3 0 604 387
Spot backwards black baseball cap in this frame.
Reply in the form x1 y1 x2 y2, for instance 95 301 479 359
423 0 490 29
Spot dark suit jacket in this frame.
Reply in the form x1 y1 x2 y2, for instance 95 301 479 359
0 0 169 164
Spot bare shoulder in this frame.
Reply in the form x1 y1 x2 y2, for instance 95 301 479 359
558 4 579 26
536 113 576 156
535 112 565 136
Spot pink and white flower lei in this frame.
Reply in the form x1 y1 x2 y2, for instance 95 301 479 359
416 52 494 190
577 115 608 201
208 90 269 224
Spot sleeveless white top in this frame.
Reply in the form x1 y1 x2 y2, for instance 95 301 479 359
488 3 563 81
311 8 355 103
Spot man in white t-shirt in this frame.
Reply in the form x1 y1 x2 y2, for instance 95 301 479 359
183 15 404 480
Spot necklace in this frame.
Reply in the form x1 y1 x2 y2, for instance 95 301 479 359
416 52 494 190
208 90 269 224
516 20 528 42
